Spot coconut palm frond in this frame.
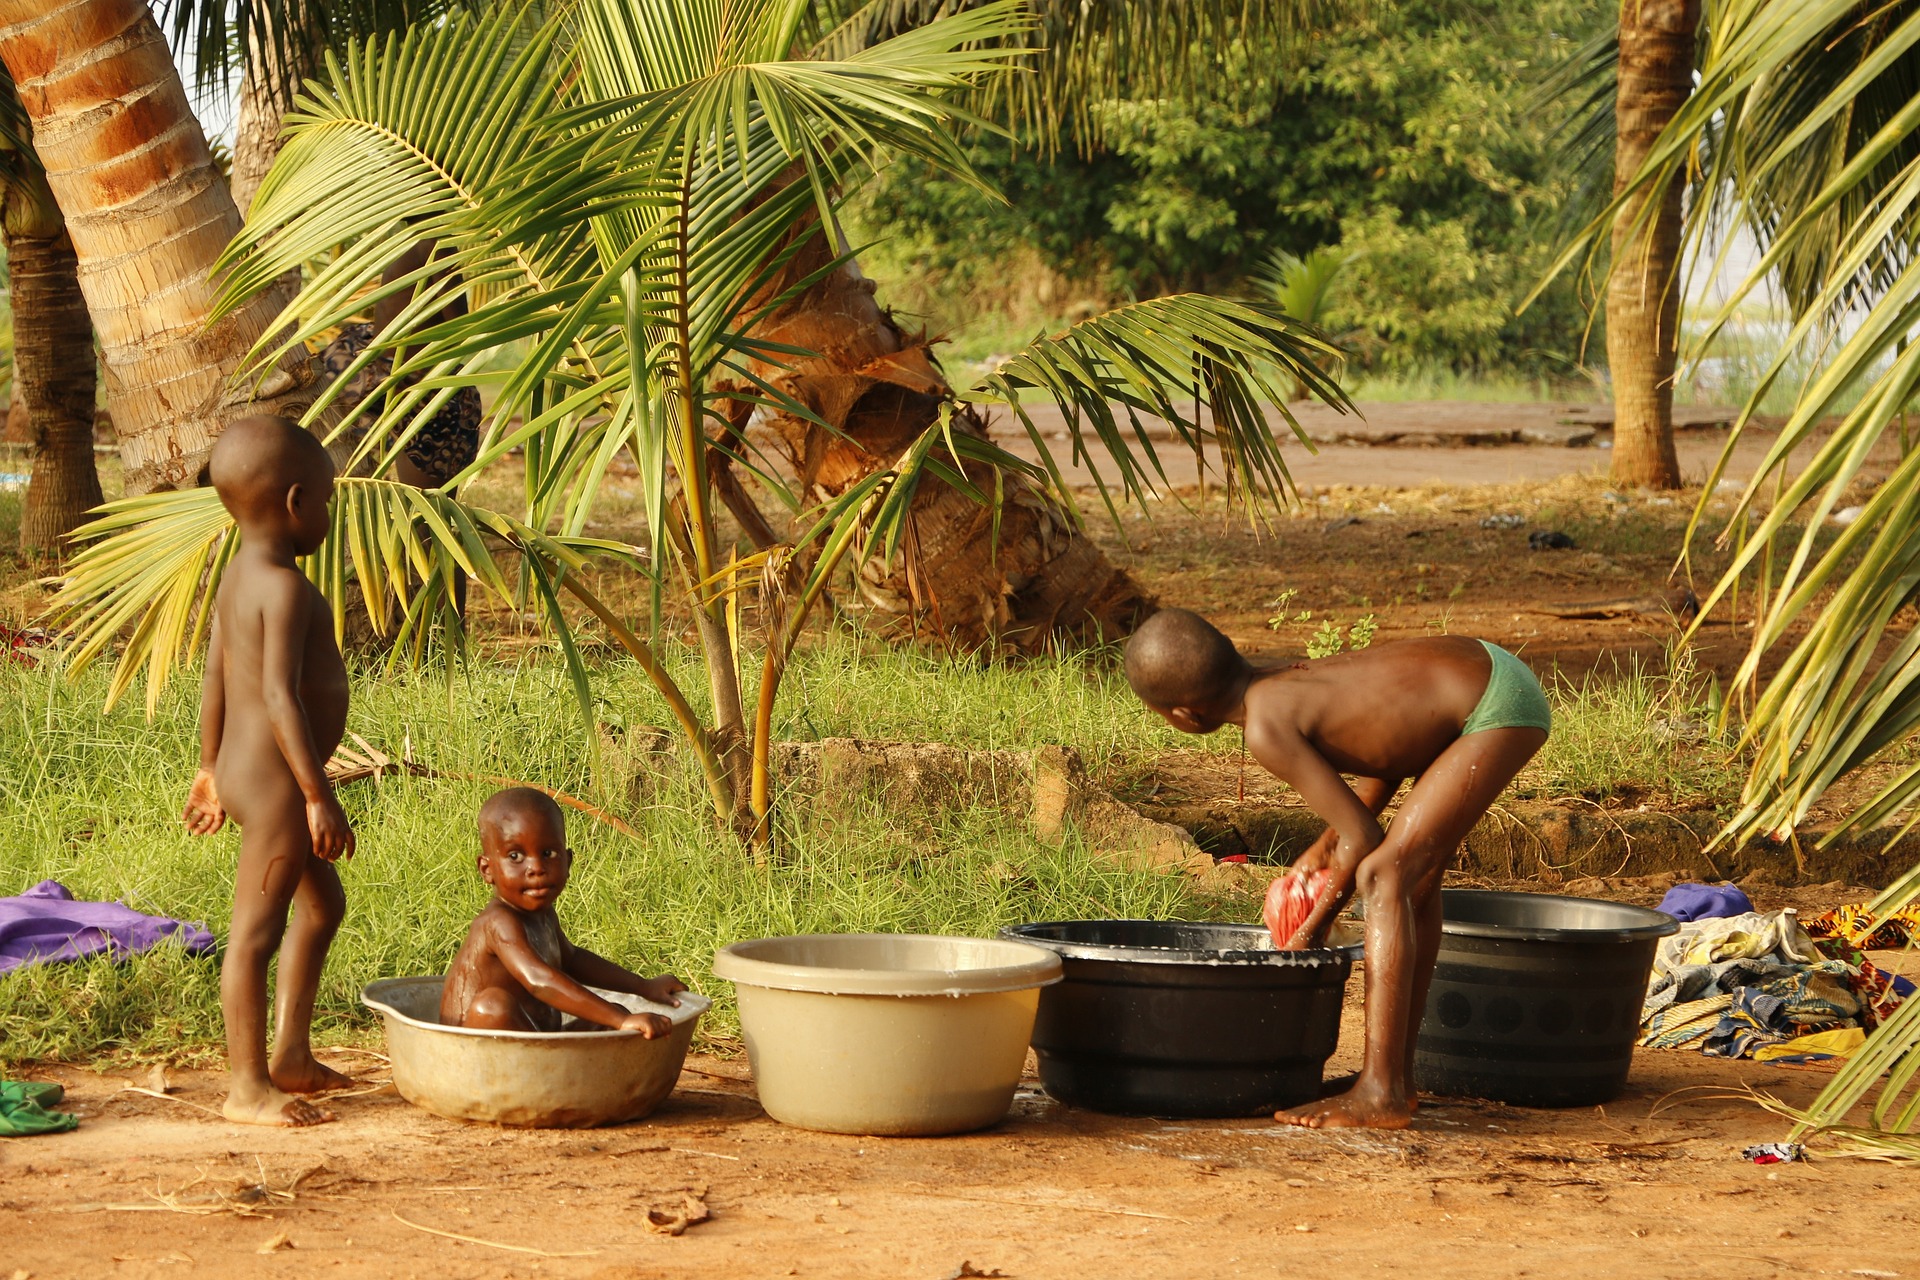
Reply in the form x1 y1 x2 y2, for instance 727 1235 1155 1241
1771 984 1920 1152
1620 0 1920 1160
44 474 639 715
802 0 1344 144
965 294 1349 520
47 488 237 717
211 5 591 357
1532 22 1622 249
1252 247 1352 327
1574 2 1920 852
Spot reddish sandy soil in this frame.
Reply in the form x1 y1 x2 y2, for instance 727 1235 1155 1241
7 933 1916 1280
1083 460 1886 688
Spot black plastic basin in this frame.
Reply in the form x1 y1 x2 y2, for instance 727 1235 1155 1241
1414 890 1678 1108
1000 921 1357 1117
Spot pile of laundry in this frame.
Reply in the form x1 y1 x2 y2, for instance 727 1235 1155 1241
1639 883 1913 1064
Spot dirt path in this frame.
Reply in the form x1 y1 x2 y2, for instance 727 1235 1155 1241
992 411 1903 492
8 949 1917 1280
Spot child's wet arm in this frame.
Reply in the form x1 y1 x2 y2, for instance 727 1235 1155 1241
562 943 650 994
1251 728 1385 867
496 927 639 1027
196 619 225 770
1351 775 1402 817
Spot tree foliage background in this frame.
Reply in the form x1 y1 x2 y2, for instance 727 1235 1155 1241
852 0 1610 374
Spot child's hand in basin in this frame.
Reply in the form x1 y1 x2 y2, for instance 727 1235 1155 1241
637 974 688 1007
619 1011 674 1038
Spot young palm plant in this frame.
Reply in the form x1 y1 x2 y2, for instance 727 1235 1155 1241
1549 0 1920 1154
51 0 1347 853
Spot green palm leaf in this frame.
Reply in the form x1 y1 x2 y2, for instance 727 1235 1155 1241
966 295 1350 521
1548 0 1920 1152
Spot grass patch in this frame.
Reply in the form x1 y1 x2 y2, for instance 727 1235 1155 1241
1526 651 1742 807
1343 366 1584 404
0 627 1744 1068
0 646 1207 1068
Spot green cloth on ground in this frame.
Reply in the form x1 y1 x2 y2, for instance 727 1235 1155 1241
0 1080 78 1136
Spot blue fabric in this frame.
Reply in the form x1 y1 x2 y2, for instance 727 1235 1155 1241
1656 883 1754 923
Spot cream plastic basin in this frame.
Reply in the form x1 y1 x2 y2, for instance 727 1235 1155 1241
712 933 1063 1136
362 976 710 1128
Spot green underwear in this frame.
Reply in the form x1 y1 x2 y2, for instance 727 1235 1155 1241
1462 640 1552 737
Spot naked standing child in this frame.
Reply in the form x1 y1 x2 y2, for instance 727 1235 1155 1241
182 416 354 1127
1125 609 1550 1129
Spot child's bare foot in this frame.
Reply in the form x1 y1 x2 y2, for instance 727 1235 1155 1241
1317 1073 1419 1111
1276 1080 1413 1130
268 1052 354 1095
224 1084 335 1127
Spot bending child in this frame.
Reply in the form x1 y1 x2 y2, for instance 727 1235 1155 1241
183 416 354 1128
441 788 686 1034
1124 609 1550 1130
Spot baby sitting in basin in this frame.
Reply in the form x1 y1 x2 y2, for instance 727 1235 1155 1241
440 787 686 1035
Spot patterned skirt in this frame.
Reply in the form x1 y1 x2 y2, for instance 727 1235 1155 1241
320 322 481 486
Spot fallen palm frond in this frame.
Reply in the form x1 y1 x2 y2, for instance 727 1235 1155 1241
1767 976 1920 1150
325 733 640 837
1746 1082 1920 1164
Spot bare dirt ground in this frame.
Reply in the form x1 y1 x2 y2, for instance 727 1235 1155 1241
1078 425 1896 687
7 934 1916 1280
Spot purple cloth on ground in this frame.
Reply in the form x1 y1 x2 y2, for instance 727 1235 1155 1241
1656 882 1755 923
0 881 214 975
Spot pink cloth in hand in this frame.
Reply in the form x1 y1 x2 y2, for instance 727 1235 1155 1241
1264 868 1333 949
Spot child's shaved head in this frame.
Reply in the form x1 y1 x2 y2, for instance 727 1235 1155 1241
208 415 333 520
1124 607 1248 709
478 787 565 841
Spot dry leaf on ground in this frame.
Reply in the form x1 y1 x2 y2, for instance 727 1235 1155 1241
643 1194 711 1236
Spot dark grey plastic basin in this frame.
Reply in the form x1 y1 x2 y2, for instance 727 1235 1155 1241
1001 921 1358 1117
1414 890 1678 1108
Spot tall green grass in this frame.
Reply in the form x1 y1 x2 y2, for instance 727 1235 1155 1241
0 633 1741 1067
0 643 1205 1067
1527 651 1742 806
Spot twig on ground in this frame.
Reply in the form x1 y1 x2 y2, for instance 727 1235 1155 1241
910 1189 1191 1225
390 1210 600 1257
117 1085 224 1117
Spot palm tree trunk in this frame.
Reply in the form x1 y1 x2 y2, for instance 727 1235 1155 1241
229 65 285 219
744 238 1153 651
1605 0 1698 491
228 1 326 216
6 218 101 558
0 0 316 495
